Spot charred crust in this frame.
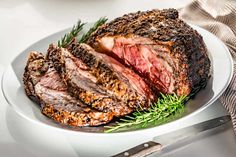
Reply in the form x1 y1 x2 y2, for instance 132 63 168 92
23 52 48 104
42 104 113 126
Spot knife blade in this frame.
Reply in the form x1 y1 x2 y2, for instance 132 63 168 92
112 115 231 157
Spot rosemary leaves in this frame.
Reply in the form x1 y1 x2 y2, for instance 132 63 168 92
79 17 108 43
57 17 107 47
105 94 187 133
58 20 85 48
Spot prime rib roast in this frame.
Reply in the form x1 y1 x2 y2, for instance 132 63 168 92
23 9 211 127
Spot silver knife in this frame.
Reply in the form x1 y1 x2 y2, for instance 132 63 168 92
112 115 231 157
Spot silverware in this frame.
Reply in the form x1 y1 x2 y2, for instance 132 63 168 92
112 115 231 157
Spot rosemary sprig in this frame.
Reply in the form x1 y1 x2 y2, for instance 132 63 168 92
105 94 187 133
57 17 107 47
58 20 85 48
78 17 108 43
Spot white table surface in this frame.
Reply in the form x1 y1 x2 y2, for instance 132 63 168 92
0 0 235 157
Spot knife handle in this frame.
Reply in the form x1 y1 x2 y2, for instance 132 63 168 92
112 141 162 157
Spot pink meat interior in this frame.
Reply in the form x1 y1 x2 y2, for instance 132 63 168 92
98 36 175 94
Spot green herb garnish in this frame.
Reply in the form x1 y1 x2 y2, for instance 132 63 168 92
105 94 187 133
58 20 85 48
57 17 107 47
78 17 108 43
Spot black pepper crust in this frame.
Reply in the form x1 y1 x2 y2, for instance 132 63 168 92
87 8 211 96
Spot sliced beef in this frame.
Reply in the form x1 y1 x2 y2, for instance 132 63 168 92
23 51 114 126
47 44 132 117
47 43 154 116
87 8 211 96
23 51 48 103
96 36 176 95
67 42 154 103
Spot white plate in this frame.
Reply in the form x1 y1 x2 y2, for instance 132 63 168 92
1 24 234 156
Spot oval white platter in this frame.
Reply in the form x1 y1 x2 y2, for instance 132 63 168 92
2 24 234 133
